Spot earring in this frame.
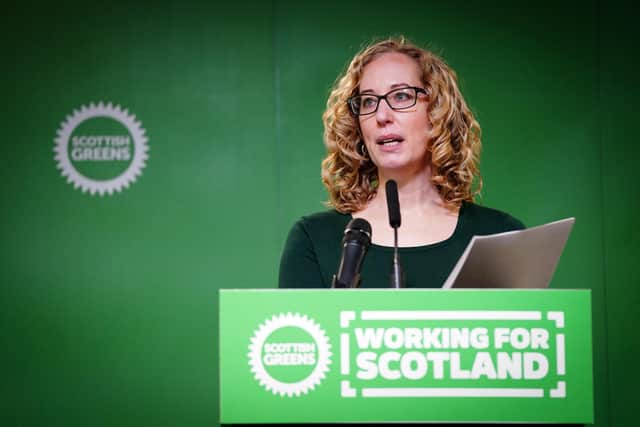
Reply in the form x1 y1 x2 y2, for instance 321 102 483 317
358 142 369 159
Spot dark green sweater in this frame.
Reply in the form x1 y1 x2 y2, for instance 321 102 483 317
279 202 524 289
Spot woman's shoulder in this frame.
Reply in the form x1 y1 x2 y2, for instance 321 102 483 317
285 210 351 259
460 201 525 234
293 209 351 236
280 210 349 289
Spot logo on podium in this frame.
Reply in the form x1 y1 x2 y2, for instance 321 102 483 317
248 313 332 397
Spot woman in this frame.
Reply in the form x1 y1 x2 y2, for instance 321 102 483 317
279 37 524 289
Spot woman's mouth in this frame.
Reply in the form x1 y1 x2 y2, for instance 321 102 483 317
378 139 401 146
376 135 404 149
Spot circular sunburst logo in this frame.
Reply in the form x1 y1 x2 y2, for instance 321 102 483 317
53 102 149 196
248 313 332 397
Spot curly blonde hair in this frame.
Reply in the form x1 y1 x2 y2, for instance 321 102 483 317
321 37 482 213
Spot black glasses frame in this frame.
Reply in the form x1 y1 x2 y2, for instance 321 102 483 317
347 86 428 116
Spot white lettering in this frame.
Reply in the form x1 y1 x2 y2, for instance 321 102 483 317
378 352 402 380
450 328 469 348
523 353 548 379
356 351 378 380
495 328 510 349
72 135 131 148
426 352 449 379
450 352 470 379
423 328 443 348
355 328 384 349
471 352 497 379
400 351 428 380
470 328 489 349
384 328 404 349
530 328 550 349
404 328 422 349
511 328 530 350
71 147 130 161
497 352 522 379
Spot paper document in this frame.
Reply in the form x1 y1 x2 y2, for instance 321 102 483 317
442 218 575 289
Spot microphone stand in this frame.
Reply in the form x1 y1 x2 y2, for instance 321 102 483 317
390 224 405 288
385 179 405 288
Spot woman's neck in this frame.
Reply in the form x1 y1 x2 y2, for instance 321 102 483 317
374 165 443 214
353 165 460 247
354 167 459 246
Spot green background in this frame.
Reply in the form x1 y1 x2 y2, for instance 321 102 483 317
2 0 638 426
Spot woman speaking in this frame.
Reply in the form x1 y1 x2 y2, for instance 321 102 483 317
279 37 523 289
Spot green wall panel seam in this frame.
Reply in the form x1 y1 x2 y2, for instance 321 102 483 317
596 1 613 425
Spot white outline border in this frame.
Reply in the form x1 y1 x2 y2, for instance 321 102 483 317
340 310 566 398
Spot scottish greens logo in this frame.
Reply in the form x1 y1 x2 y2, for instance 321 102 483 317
248 313 332 397
54 102 149 196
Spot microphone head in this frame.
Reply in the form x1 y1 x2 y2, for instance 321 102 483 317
333 217 372 288
343 217 372 247
385 180 401 228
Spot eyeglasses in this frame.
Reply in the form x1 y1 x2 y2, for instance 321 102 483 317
347 86 427 116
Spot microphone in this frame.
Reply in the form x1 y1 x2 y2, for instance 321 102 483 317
332 218 372 288
386 180 405 288
386 180 401 228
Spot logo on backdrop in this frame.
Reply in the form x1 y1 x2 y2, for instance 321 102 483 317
54 102 149 196
248 313 332 397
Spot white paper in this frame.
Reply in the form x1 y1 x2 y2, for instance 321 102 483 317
442 218 575 289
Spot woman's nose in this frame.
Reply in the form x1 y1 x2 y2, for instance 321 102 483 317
375 98 394 124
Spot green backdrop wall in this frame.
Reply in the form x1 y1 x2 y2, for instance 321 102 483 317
3 1 638 426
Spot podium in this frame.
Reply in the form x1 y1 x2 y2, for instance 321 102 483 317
219 289 593 424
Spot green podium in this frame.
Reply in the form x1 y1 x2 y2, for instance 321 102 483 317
219 289 593 424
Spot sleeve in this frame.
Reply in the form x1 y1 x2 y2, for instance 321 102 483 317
502 213 526 232
278 219 327 288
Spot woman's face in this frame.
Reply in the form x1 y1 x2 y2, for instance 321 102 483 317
358 52 430 176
